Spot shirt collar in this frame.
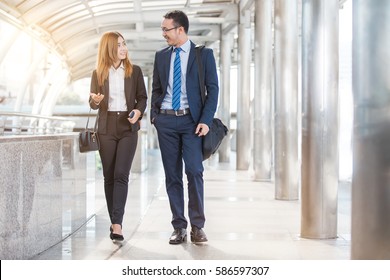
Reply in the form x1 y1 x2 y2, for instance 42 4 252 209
110 61 125 71
175 39 190 53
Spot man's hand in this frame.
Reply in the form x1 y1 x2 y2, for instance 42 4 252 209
195 123 209 137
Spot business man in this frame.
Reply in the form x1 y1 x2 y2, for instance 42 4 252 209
151 10 219 244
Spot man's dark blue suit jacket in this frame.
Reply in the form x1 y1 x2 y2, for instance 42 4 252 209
151 41 219 127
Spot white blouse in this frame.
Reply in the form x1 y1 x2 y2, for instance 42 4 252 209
108 63 127 112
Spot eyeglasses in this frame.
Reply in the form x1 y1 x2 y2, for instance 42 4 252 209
161 26 180 33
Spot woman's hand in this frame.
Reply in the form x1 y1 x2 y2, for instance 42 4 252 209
90 92 104 105
127 109 142 124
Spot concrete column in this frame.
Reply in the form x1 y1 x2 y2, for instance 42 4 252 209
236 8 252 170
352 0 390 259
274 0 299 199
218 32 232 162
132 128 148 173
147 75 158 149
253 0 273 180
301 0 339 239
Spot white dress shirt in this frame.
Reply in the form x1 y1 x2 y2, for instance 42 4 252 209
161 39 191 110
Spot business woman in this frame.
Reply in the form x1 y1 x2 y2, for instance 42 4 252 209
151 10 219 244
89 31 147 242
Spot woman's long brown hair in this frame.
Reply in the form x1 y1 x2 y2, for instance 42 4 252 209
96 31 133 86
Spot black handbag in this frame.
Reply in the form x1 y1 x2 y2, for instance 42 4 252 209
195 45 228 160
79 109 100 153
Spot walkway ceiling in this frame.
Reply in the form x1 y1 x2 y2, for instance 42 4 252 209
0 0 242 81
0 0 347 81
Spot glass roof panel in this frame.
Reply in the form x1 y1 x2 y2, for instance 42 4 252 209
46 10 90 31
91 2 135 13
0 0 240 81
42 5 89 27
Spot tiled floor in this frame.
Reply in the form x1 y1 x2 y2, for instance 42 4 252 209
32 150 351 260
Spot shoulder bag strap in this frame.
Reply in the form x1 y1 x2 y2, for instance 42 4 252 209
86 108 99 132
93 110 99 132
195 44 206 106
86 108 91 129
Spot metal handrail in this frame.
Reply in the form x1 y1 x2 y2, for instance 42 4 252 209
0 111 75 136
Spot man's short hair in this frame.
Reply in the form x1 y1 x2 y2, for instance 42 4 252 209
163 10 189 34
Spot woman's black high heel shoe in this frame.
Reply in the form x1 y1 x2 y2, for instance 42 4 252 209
110 232 124 241
110 224 124 241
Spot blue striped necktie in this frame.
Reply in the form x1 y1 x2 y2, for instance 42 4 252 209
172 47 182 111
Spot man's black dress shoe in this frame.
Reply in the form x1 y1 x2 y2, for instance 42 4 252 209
190 227 208 243
169 228 187 244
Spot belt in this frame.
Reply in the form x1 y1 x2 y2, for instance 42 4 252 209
160 109 190 116
108 111 128 116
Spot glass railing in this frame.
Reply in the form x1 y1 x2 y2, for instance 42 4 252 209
0 111 75 135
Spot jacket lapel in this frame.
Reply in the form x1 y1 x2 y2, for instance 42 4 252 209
103 79 110 107
163 46 173 90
